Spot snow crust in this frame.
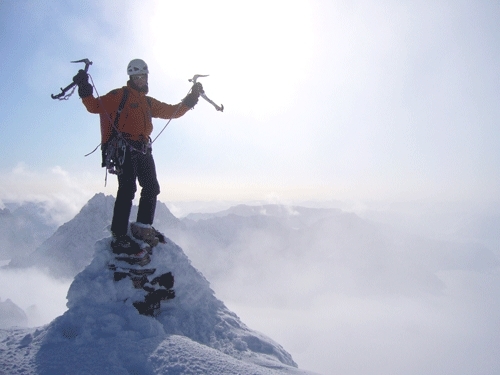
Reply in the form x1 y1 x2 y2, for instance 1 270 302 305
0 237 318 374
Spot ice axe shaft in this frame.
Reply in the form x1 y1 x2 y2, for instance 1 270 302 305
51 58 93 100
188 74 224 112
200 93 224 112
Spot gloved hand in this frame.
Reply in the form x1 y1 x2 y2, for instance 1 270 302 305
182 82 203 108
191 82 204 96
72 69 89 85
72 69 93 98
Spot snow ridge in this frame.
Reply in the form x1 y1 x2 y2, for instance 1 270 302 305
13 236 309 375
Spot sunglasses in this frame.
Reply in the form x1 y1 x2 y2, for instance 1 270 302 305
131 74 148 81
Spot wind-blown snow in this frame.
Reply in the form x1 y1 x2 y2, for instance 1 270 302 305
0 236 318 374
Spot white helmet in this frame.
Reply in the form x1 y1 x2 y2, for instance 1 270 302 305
127 59 149 75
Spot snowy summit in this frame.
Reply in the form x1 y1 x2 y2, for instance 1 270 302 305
0 230 318 374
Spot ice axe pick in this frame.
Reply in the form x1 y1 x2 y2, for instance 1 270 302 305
51 58 93 100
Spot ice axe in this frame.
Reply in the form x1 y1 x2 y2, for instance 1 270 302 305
188 74 224 112
51 58 93 100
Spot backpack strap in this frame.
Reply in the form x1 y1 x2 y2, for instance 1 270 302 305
114 88 129 131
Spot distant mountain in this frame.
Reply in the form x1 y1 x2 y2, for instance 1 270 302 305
184 204 339 226
174 205 345 265
0 298 28 329
10 195 499 298
9 194 500 293
7 193 114 278
168 204 500 300
0 235 317 374
6 194 181 279
0 202 57 260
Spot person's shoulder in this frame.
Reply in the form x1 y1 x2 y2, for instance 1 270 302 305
145 95 160 103
100 87 127 102
109 87 126 96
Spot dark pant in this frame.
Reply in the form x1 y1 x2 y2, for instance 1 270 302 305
110 147 160 237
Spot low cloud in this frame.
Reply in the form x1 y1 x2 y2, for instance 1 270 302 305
0 163 100 225
174 206 500 375
0 267 70 327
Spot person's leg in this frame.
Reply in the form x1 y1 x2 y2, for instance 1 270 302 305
136 151 160 225
111 152 137 237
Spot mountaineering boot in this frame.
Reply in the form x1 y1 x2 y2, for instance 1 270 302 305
131 222 158 247
152 226 167 244
111 235 143 255
111 235 151 266
131 222 165 247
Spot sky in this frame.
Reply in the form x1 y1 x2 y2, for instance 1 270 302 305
0 0 499 214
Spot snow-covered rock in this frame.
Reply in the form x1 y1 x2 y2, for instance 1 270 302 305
0 236 318 374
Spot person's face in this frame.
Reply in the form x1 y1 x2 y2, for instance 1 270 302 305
131 74 148 88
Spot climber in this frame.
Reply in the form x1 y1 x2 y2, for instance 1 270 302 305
73 59 202 254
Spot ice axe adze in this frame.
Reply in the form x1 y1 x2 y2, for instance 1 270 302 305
189 74 224 112
51 58 93 100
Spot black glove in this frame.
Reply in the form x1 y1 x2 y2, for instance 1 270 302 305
191 82 204 96
72 70 88 85
182 82 203 108
72 69 93 98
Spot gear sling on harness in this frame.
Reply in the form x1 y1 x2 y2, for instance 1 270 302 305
101 88 129 175
101 88 152 176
